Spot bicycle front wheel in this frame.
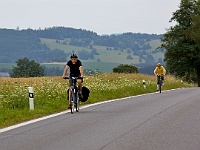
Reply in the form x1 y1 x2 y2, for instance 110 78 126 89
159 80 162 93
70 92 75 114
76 98 79 112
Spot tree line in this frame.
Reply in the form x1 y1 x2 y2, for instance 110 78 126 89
2 57 159 77
8 57 144 78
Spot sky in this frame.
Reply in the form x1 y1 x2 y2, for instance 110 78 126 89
0 0 181 35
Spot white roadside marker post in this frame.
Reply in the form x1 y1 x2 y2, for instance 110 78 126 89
28 87 34 110
142 80 146 89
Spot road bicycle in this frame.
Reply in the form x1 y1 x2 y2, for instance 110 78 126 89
64 77 82 114
157 75 164 93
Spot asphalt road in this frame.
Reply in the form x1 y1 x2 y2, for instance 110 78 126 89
1 88 200 150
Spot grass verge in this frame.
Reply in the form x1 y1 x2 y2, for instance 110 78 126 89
0 73 193 128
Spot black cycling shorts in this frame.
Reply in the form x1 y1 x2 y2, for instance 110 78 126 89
69 77 83 86
157 75 164 84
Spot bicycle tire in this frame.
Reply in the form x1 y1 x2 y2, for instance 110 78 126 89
159 78 162 93
74 87 79 112
159 83 161 93
70 92 74 114
76 98 79 112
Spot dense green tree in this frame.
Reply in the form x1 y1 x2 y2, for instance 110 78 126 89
91 49 99 55
161 0 200 86
113 64 138 73
126 55 133 59
11 57 44 77
185 1 200 42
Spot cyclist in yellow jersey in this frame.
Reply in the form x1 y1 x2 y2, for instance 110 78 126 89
154 63 166 90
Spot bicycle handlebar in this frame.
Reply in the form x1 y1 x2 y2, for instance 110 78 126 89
157 74 164 76
63 76 83 80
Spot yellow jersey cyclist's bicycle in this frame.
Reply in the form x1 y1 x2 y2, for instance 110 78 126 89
157 74 164 93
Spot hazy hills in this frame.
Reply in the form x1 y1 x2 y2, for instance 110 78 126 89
0 27 165 74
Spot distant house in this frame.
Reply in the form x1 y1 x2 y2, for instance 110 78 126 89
0 72 10 77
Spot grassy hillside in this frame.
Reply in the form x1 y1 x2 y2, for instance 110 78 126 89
148 39 162 50
40 38 88 52
40 38 164 65
0 73 193 128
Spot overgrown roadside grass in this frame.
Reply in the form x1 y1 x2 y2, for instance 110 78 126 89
0 73 193 128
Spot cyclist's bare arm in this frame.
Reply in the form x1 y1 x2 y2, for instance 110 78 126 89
79 66 84 77
163 68 166 76
154 68 157 76
62 65 69 78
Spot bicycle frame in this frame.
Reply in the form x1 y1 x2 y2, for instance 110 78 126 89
72 77 79 111
65 77 80 114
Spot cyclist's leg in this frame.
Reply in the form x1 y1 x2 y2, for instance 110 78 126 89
156 76 159 90
162 75 164 85
77 78 83 98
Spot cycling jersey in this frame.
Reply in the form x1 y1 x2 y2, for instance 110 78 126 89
66 59 82 77
154 66 166 76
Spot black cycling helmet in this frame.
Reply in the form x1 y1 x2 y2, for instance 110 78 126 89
70 53 78 58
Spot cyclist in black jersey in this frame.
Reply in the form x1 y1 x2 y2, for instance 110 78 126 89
62 54 84 108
